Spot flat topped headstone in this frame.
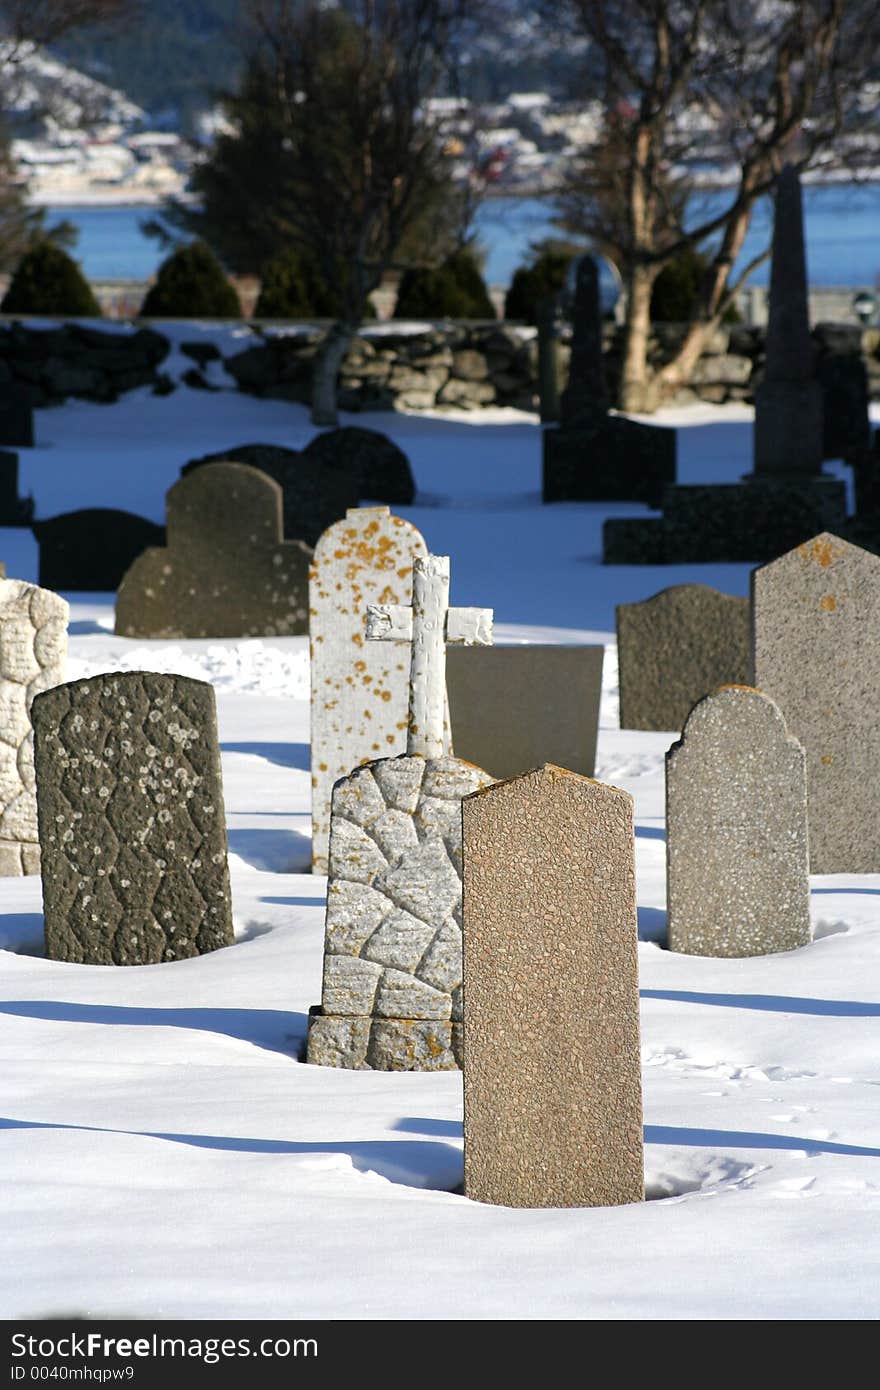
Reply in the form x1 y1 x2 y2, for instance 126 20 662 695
666 685 810 957
307 552 495 1070
114 462 311 638
617 585 750 731
309 506 429 875
33 509 165 592
0 578 68 876
34 672 234 965
446 643 604 779
462 765 643 1208
753 531 880 872
181 442 361 547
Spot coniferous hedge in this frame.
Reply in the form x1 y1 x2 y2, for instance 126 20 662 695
1 241 101 317
140 241 241 318
394 249 494 320
504 245 574 324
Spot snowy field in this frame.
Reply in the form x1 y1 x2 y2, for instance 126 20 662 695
1 323 879 1321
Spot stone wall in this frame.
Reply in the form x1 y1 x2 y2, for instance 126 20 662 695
0 322 170 406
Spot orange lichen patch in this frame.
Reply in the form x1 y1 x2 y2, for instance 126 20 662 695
377 584 397 604
397 566 413 580
819 595 837 611
379 690 392 702
354 660 366 673
352 633 363 646
821 755 833 765
364 709 372 720
798 537 837 568
318 762 328 772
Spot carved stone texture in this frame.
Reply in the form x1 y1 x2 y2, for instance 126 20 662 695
616 585 750 731
306 752 494 1070
753 531 880 872
666 686 811 957
446 644 604 778
0 578 68 876
461 765 643 1208
33 509 165 592
114 462 311 638
33 672 234 964
181 442 361 547
309 506 427 875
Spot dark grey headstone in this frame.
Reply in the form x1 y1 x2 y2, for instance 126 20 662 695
304 427 416 506
816 351 871 462
0 382 33 448
0 451 33 525
32 509 164 592
617 586 750 731
446 645 604 778
753 165 823 477
115 463 311 638
544 415 676 506
182 441 360 547
34 672 234 965
559 256 609 430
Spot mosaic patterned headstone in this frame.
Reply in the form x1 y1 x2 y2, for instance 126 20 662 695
462 765 643 1208
0 578 68 875
667 685 811 956
309 506 428 875
617 585 750 731
33 672 234 964
115 462 311 638
753 532 880 872
307 554 494 1069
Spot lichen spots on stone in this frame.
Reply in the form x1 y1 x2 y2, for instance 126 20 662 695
798 536 837 569
819 595 837 611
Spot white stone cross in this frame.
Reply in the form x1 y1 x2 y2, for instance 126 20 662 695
365 554 493 759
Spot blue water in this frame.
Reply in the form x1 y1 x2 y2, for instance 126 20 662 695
45 182 880 288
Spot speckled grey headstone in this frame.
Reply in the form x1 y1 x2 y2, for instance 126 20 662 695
115 462 311 638
307 752 495 1069
617 585 750 731
0 578 68 876
753 531 880 872
667 686 810 957
33 671 234 964
309 506 429 875
462 765 643 1207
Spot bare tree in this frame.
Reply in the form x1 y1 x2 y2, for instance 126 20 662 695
0 1 129 54
236 0 481 425
548 1 880 411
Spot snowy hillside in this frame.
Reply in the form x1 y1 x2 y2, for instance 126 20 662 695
1 331 878 1320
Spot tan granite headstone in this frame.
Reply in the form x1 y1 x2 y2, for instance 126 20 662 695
0 578 68 875
617 584 750 732
462 764 643 1208
115 462 311 638
666 685 811 957
309 506 428 875
753 532 880 872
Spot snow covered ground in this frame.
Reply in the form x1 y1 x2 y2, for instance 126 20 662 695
1 327 878 1321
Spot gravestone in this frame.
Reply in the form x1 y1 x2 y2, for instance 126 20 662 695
603 165 846 564
0 579 68 875
753 531 880 872
0 451 33 525
543 254 676 506
304 427 415 506
115 463 311 638
182 442 360 547
616 585 750 731
446 644 604 778
33 509 165 592
307 554 494 1070
462 764 643 1208
536 295 563 424
666 685 810 957
34 672 234 964
0 382 34 448
753 164 823 478
309 506 430 875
